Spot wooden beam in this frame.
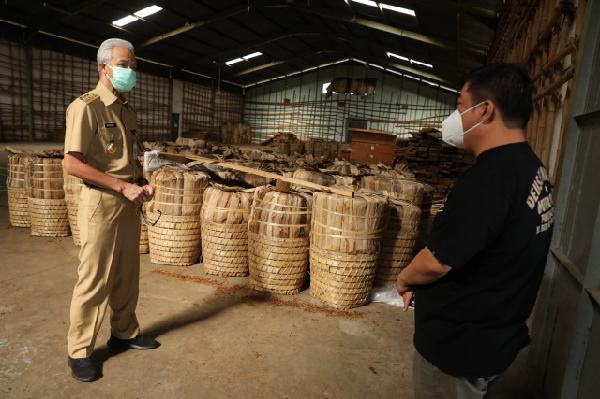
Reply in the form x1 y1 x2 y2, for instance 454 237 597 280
139 5 250 48
27 0 107 40
291 4 487 58
158 152 355 197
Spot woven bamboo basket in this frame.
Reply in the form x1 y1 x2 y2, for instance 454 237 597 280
201 185 253 277
139 222 149 254
309 191 388 309
248 186 313 294
25 157 70 237
7 153 30 227
375 199 421 286
63 167 83 246
360 176 424 208
147 167 209 266
292 169 336 187
139 162 151 254
420 183 433 218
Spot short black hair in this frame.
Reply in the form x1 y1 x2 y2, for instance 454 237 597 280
463 63 533 129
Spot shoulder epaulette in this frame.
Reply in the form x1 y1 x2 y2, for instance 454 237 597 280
79 92 100 104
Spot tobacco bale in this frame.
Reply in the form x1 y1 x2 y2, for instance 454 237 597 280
248 186 312 294
7 153 31 227
147 167 209 266
201 185 253 277
360 175 424 208
375 199 421 286
309 191 388 309
25 155 69 237
292 169 336 187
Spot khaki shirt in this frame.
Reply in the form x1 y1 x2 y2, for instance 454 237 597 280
64 82 143 182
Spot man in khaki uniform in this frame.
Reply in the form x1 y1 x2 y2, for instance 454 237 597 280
64 38 159 382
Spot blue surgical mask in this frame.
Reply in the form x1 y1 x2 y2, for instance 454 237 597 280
106 64 137 93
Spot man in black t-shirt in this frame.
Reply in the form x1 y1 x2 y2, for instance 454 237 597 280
396 64 553 399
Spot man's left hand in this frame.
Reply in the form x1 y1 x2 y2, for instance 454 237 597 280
397 273 413 312
142 185 155 201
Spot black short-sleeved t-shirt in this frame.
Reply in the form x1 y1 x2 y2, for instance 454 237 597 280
414 142 554 378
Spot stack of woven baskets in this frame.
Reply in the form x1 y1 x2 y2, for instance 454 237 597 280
25 156 70 237
376 199 421 286
360 175 425 284
248 186 313 294
309 191 388 309
147 167 209 266
6 152 30 228
201 185 253 276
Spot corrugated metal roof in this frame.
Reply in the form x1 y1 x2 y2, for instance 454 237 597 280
0 0 503 89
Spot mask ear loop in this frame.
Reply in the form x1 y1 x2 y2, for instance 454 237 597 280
103 64 112 82
463 101 490 135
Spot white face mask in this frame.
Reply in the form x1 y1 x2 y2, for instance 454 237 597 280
441 101 487 149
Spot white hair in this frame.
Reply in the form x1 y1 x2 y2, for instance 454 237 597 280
97 38 135 72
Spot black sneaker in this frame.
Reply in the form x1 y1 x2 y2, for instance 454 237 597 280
67 357 101 382
107 334 161 350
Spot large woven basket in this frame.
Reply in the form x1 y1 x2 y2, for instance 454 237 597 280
139 223 149 254
249 234 310 294
26 157 70 237
28 197 70 237
310 247 380 308
375 199 421 286
200 185 252 276
309 191 388 309
8 187 30 227
7 153 30 227
202 222 249 276
248 187 312 294
148 213 202 265
147 167 209 266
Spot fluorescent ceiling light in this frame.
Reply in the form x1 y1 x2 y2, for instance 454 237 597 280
380 4 416 16
112 5 162 27
225 58 244 66
243 52 262 60
387 51 433 69
226 52 263 66
113 15 138 27
134 5 163 18
386 51 409 62
410 59 433 68
350 0 415 16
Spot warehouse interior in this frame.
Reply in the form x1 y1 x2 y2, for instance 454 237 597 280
1 0 599 398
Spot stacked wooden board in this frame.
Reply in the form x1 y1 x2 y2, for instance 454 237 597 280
396 128 473 200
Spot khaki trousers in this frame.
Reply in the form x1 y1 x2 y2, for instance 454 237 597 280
413 350 502 399
67 185 141 358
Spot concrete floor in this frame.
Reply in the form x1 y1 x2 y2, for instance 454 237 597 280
0 187 535 398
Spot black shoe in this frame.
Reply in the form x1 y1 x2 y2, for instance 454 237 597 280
68 357 101 382
107 334 161 350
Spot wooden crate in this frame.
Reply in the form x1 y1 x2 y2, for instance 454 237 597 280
349 128 396 165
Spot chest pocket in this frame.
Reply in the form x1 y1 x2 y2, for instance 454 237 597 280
98 127 123 156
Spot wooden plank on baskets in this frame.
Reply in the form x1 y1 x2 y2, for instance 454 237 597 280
158 152 354 197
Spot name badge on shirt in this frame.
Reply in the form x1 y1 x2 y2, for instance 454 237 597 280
104 122 117 128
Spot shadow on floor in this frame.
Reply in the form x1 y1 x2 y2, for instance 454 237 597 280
92 290 252 372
